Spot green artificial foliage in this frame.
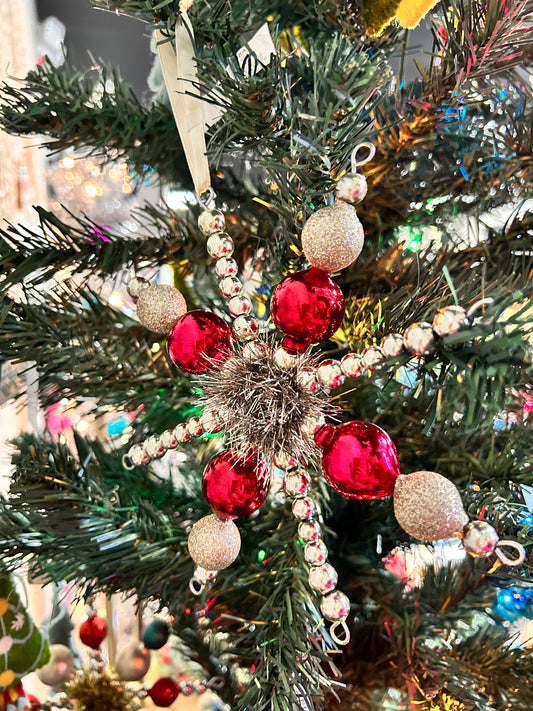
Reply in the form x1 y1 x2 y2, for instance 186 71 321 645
0 577 50 689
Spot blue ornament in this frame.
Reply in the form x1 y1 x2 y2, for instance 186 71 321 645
142 619 169 650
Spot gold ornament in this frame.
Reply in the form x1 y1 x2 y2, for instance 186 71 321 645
67 669 132 711
394 471 469 541
188 514 241 570
301 202 364 273
136 284 187 334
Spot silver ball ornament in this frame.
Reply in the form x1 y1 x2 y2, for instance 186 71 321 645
129 444 148 466
116 641 151 681
298 520 322 542
462 520 500 557
304 539 329 566
301 202 364 272
160 429 178 450
173 423 191 442
233 314 260 341
188 514 241 570
380 333 405 358
335 172 368 204
360 346 385 370
432 305 469 337
219 276 243 298
198 210 225 236
283 470 312 498
136 284 187 334
320 590 350 621
308 563 338 594
143 435 164 459
292 497 316 520
186 416 204 438
215 257 238 278
228 294 252 317
316 359 345 389
340 353 362 378
37 644 75 686
403 322 435 356
207 233 234 258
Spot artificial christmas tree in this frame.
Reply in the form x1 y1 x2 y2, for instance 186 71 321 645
0 0 532 709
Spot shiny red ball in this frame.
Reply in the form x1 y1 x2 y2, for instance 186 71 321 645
148 677 180 707
315 421 400 500
167 309 233 374
79 616 107 650
270 268 345 353
202 449 270 519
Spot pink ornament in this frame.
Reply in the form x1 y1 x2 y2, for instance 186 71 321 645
270 268 345 353
315 421 400 500
202 449 270 519
167 310 233 374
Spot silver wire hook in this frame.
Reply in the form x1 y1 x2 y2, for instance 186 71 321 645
197 187 216 210
189 577 205 595
494 539 526 566
122 453 135 470
350 142 376 173
330 620 350 646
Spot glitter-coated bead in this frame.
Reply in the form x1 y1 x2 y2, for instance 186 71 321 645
228 294 253 318
233 314 259 341
335 172 368 204
403 322 435 356
316 359 345 389
186 416 204 438
340 353 362 378
160 429 178 449
301 203 364 272
298 520 322 542
292 496 316 520
187 514 241 570
173 423 192 443
304 540 329 566
144 435 164 459
308 563 338 594
283 469 312 497
462 520 499 557
380 333 405 358
200 408 222 434
207 233 234 258
137 284 187 334
198 210 225 236
320 590 350 621
127 275 149 299
130 444 148 466
432 305 469 337
273 347 298 369
219 276 243 299
215 257 238 278
360 346 385 370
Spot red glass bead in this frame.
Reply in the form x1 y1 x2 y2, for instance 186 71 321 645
148 677 180 707
270 268 345 353
202 449 270 519
315 421 400 500
167 309 233 374
79 616 107 649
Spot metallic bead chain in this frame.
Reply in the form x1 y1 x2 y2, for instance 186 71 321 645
198 206 260 343
278 458 351 646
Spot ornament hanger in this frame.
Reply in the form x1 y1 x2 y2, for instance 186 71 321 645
350 142 376 172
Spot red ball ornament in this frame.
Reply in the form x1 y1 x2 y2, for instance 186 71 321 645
270 267 345 353
148 677 180 707
79 616 107 650
315 421 400 500
202 449 270 519
167 309 233 374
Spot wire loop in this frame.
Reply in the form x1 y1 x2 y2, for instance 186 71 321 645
121 454 135 470
495 539 526 566
198 187 216 210
350 142 376 172
330 619 350 646
189 577 205 595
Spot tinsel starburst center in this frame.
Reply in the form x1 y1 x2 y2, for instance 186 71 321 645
202 345 329 467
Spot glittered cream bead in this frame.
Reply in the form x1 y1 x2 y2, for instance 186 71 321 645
462 520 499 557
207 233 234 258
298 520 322 542
316 359 345 389
301 202 364 272
360 346 385 370
233 314 259 341
144 435 164 459
215 257 238 278
273 347 298 369
380 333 405 358
127 276 149 299
186 416 204 438
432 305 469 338
340 353 362 378
219 276 243 299
137 284 187 334
403 322 435 356
228 294 252 318
173 423 192 443
130 444 148 466
308 563 338 594
188 514 241 570
160 430 178 449
304 540 329 566
292 497 316 520
320 590 350 621
198 210 225 236
335 172 368 204
283 469 312 497
200 408 222 434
